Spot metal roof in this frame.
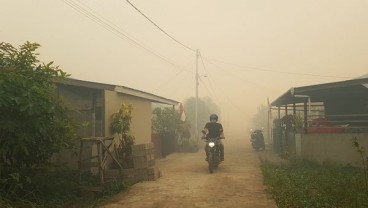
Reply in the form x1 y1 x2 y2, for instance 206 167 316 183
55 78 179 106
271 77 368 107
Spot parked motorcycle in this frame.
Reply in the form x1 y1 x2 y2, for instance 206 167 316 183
250 128 265 151
204 137 222 173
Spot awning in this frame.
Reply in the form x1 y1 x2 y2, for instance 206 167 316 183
271 77 368 107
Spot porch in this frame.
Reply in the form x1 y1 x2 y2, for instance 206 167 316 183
270 77 368 166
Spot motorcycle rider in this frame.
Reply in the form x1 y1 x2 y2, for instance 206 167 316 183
202 114 225 161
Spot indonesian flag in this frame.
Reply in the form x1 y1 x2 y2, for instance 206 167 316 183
179 103 186 121
267 97 272 119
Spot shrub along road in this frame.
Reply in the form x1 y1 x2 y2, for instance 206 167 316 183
101 132 278 208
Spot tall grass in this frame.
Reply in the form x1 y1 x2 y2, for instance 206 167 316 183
261 159 368 208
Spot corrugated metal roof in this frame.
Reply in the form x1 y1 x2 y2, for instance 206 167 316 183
271 76 368 107
357 73 368 79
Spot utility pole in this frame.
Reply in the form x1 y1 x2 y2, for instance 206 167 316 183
195 49 199 143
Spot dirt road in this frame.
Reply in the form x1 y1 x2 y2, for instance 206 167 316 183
101 133 278 208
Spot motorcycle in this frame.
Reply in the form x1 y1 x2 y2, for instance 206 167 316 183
204 137 222 173
250 128 265 151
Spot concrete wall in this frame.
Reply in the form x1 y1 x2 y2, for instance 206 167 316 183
296 133 368 167
121 94 152 145
104 91 152 144
53 88 154 170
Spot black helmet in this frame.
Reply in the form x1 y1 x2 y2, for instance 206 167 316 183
210 114 218 122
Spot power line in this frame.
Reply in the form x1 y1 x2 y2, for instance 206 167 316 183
124 0 196 52
203 57 280 93
199 73 245 114
152 70 186 92
198 58 244 113
199 53 220 99
61 0 192 73
166 71 194 98
199 51 208 76
199 78 222 105
203 56 352 79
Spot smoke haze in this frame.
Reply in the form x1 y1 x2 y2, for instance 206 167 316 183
2 0 368 134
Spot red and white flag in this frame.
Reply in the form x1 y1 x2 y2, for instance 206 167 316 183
179 103 186 121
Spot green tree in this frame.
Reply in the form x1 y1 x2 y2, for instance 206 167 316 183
152 107 191 138
152 107 177 134
183 96 221 137
152 107 193 152
0 42 76 196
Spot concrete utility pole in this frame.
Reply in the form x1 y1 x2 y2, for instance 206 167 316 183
195 49 199 143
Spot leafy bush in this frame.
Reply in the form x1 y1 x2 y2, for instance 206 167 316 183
111 103 135 168
152 107 178 134
152 107 193 151
0 42 76 200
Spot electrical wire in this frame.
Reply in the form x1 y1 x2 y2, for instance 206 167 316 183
198 53 221 102
203 57 280 93
61 0 193 74
199 50 208 76
203 56 352 79
152 70 187 92
197 52 245 112
199 74 244 113
198 76 221 105
152 57 197 95
197 51 222 104
124 0 196 53
165 71 194 99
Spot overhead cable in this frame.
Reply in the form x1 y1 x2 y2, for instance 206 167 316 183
203 57 352 79
198 55 244 112
153 70 186 92
61 0 193 74
125 0 196 52
199 74 243 113
199 51 208 76
204 57 280 93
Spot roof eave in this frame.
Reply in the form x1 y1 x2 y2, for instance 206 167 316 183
270 77 368 107
55 78 179 106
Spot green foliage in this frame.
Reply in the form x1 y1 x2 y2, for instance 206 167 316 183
0 42 76 199
176 122 191 140
152 107 180 134
103 179 130 196
0 170 114 208
183 96 220 136
111 103 133 135
151 107 191 139
352 136 368 195
279 146 297 160
152 107 193 151
111 103 135 168
262 159 368 208
31 170 82 207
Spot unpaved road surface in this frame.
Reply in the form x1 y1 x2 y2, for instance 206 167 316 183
101 133 278 208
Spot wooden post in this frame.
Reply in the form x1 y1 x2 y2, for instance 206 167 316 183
304 102 308 128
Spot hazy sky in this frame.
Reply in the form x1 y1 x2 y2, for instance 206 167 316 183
2 0 368 132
